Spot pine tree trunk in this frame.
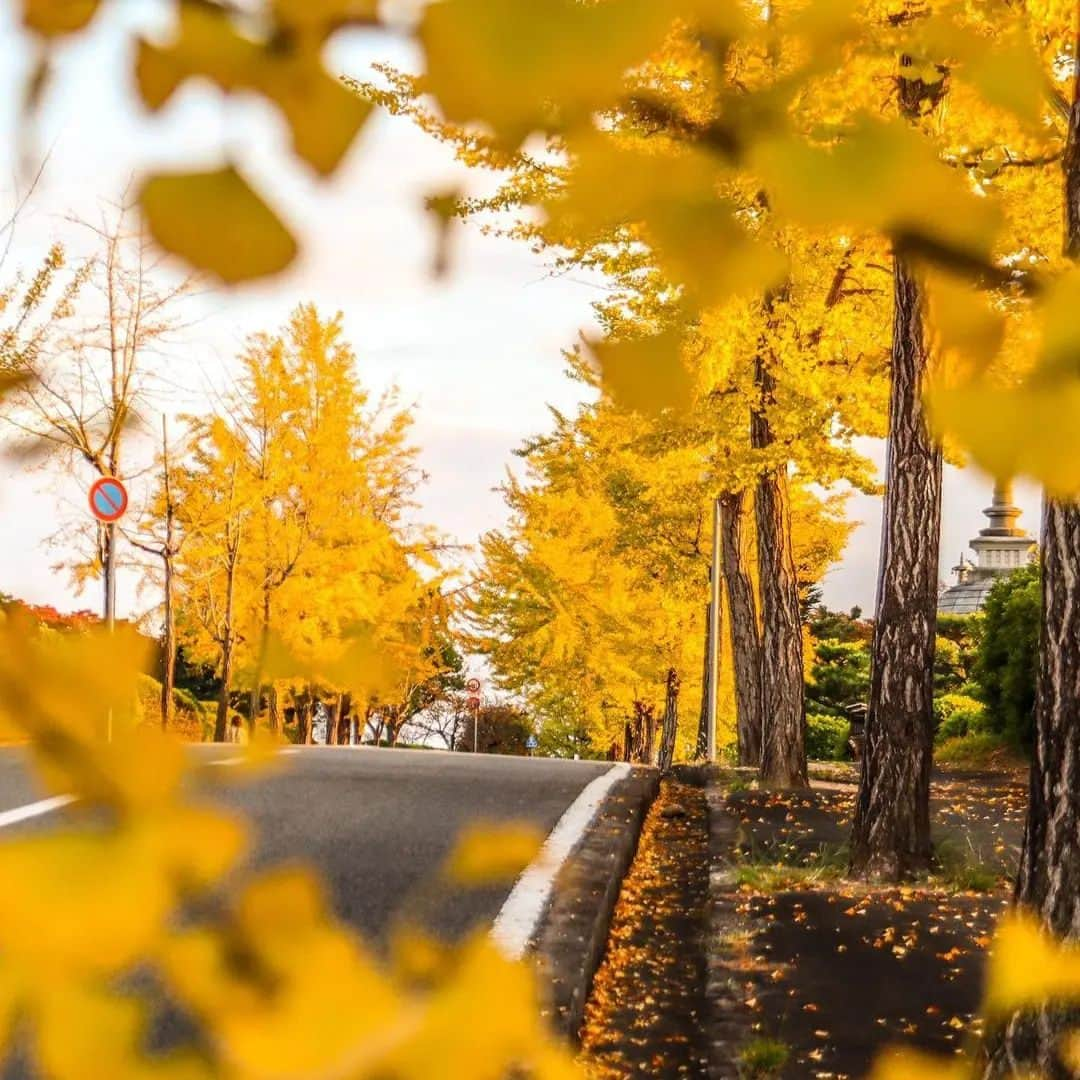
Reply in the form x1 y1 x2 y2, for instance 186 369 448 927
849 255 942 880
988 57 1080 1076
752 359 807 788
719 490 763 767
696 602 712 759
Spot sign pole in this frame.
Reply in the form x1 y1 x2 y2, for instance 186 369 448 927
706 496 721 764
89 477 129 744
465 678 482 753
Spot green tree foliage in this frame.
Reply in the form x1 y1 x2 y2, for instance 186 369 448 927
973 562 1040 748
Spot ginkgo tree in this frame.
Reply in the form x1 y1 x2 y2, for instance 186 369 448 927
11 0 1080 1073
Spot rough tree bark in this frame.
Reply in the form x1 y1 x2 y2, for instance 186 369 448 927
850 62 945 880
719 490 763 767
658 667 681 773
696 602 712 759
988 48 1080 1076
752 358 808 788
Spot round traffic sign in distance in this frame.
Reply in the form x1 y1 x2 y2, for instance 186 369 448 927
465 677 481 694
88 476 129 523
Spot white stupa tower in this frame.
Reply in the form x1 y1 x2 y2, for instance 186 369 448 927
938 480 1036 615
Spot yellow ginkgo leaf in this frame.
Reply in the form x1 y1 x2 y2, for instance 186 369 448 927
136 804 248 892
444 822 543 886
271 0 378 30
550 137 785 305
928 380 1080 498
21 0 99 36
135 3 263 110
1062 1030 1080 1074
269 55 373 176
140 167 298 283
982 912 1080 1016
867 1047 969 1080
163 869 403 1079
386 932 580 1080
588 331 694 417
420 0 673 147
752 118 1001 262
925 273 1006 372
0 831 173 976
34 984 212 1080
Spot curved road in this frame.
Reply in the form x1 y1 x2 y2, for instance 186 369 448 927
0 744 619 948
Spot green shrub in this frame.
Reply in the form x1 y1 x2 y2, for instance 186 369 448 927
972 561 1039 747
805 712 850 761
934 693 989 742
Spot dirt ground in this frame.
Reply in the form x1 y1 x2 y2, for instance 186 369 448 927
718 768 1028 1078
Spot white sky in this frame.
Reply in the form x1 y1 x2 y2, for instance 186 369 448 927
0 3 1044 621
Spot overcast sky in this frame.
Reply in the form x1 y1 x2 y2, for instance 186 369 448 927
0 3 1043 621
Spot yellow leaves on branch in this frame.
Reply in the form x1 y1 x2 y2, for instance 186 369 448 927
162 867 581 1080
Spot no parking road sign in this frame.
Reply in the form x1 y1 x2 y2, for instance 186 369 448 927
88 476 129 523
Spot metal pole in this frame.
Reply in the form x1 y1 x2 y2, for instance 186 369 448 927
706 497 721 763
106 520 117 743
473 702 479 753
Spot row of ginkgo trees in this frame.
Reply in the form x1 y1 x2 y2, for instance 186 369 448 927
375 6 1079 1070
138 304 459 744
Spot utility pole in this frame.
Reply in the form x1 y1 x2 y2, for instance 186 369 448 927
706 496 722 763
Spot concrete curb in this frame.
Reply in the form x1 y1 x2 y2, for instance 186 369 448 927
704 770 758 1080
530 766 660 1041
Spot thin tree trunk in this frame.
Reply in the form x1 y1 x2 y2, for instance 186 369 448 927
719 490 763 767
696 602 712 759
268 683 280 734
325 695 340 746
658 667 681 773
161 552 175 732
159 417 176 732
988 42 1080 1075
215 637 234 743
643 705 656 766
850 256 942 879
752 358 807 788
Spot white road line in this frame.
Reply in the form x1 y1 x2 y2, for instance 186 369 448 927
207 756 246 767
490 762 631 960
0 794 75 830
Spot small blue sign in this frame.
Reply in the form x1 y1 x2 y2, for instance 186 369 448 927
526 734 538 750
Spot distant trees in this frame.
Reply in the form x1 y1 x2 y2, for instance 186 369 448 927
0 209 189 619
137 304 458 743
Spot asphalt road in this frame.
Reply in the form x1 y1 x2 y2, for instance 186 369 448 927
0 744 617 948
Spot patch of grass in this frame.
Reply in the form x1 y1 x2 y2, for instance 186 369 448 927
935 733 1026 770
727 776 753 794
934 836 1002 893
738 1037 790 1077
733 840 849 892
